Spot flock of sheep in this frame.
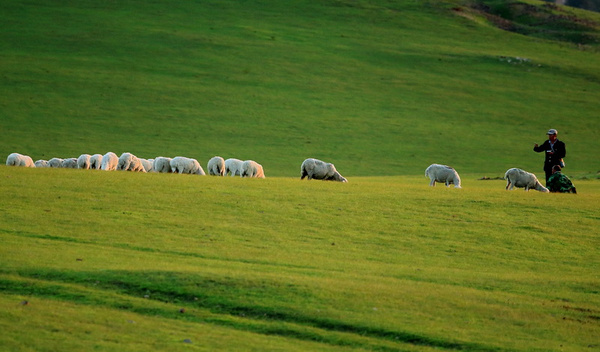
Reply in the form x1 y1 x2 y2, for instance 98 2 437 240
4 152 346 182
5 152 267 178
6 152 547 191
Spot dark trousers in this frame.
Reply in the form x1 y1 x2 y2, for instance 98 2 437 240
544 164 557 186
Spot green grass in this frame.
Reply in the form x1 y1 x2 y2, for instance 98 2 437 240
1 166 599 351
1 0 600 350
1 0 599 176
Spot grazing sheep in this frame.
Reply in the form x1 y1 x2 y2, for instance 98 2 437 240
48 158 64 168
62 158 78 169
6 153 35 167
101 152 118 171
89 154 103 169
170 156 205 175
130 159 146 172
35 160 49 168
5 153 19 166
241 160 265 178
140 158 153 172
504 168 549 192
207 156 226 176
153 157 172 173
117 152 146 172
225 158 243 176
300 158 347 182
77 154 91 169
117 152 133 171
425 164 461 188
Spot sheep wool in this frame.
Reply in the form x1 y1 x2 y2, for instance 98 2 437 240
77 154 91 169
170 156 205 175
140 158 153 172
101 152 118 171
425 164 461 188
6 153 35 168
35 160 49 168
207 156 226 176
241 160 265 178
117 153 146 172
504 168 549 192
62 158 78 169
300 158 347 182
153 157 173 173
89 154 103 169
48 158 64 168
225 158 243 176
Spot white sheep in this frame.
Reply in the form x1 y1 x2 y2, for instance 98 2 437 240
225 158 243 176
117 152 134 171
6 153 35 167
504 168 549 192
35 160 49 168
170 156 205 175
241 160 265 178
62 158 78 169
207 156 226 176
130 159 146 172
140 158 153 172
425 164 461 188
101 152 118 171
89 154 103 169
48 158 64 168
153 157 173 173
300 158 347 182
117 152 146 172
77 154 91 169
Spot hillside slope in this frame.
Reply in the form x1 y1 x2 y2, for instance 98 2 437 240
1 0 599 176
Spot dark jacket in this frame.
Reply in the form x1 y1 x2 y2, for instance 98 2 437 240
547 172 575 193
534 139 566 170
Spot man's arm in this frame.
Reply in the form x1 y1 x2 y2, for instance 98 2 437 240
533 141 548 152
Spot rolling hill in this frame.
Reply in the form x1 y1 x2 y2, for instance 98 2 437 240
1 0 599 176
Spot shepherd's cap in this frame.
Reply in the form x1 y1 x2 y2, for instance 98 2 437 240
547 128 558 135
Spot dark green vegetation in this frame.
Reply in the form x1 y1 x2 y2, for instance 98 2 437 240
1 0 599 351
467 0 600 44
1 0 599 176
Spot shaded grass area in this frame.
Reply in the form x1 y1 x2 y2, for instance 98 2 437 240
0 293 370 352
0 271 502 352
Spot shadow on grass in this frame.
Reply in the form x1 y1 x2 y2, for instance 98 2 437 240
1 269 504 352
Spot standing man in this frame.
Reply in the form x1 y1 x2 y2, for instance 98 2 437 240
533 128 566 186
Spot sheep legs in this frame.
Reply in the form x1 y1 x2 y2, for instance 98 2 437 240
300 169 308 180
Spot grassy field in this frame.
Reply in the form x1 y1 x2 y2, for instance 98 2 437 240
1 0 599 351
1 166 599 351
